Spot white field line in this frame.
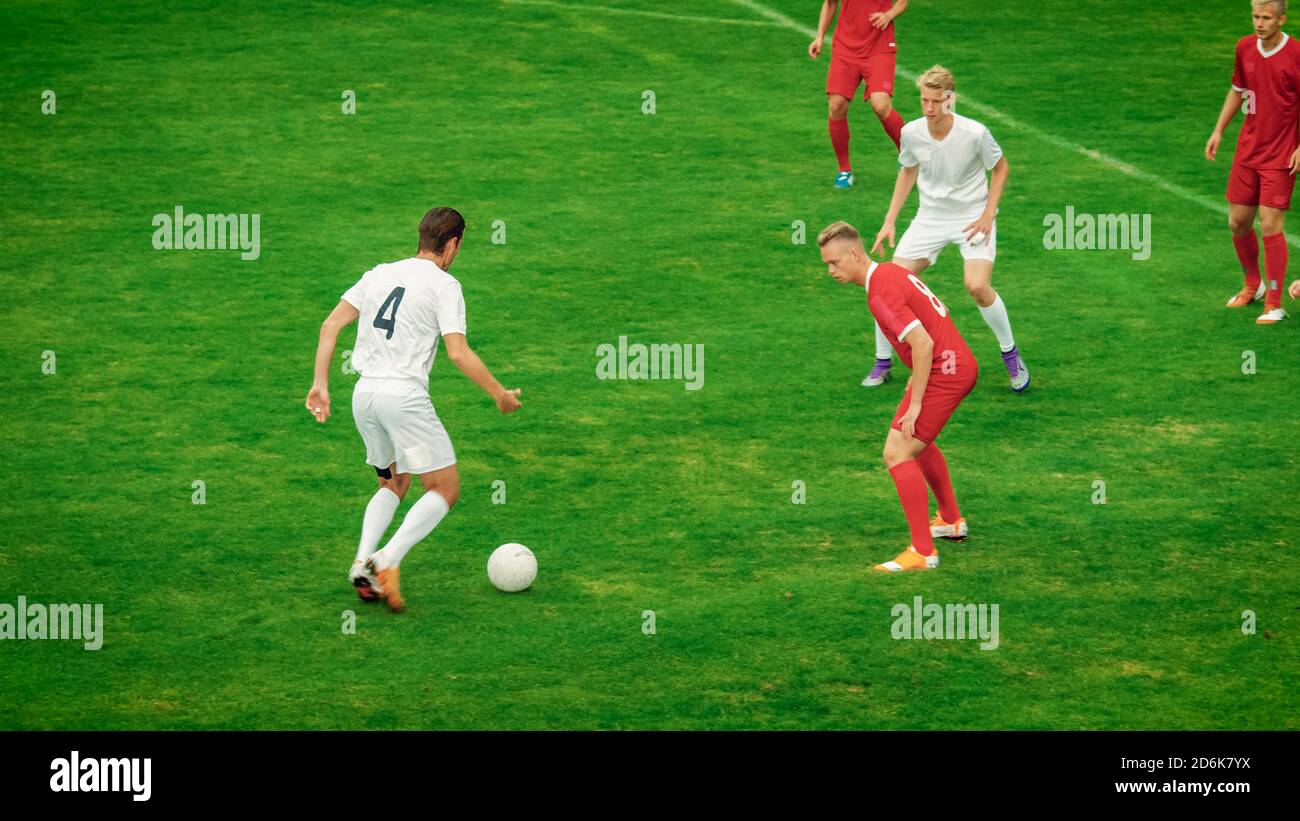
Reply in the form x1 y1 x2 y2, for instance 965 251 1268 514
504 0 787 29
728 0 1299 247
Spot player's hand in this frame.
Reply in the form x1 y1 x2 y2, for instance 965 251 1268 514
899 403 921 440
496 388 522 415
1289 147 1300 176
871 223 896 255
1290 280 1300 300
1205 131 1221 162
305 384 330 423
964 214 994 244
808 38 822 59
870 12 892 30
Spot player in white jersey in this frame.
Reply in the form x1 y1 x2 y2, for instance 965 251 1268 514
305 207 522 612
866 65 1030 393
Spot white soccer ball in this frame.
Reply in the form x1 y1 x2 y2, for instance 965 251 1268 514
488 543 537 592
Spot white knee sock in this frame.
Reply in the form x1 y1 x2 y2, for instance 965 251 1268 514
355 488 400 563
978 294 1016 352
874 321 893 361
373 490 450 569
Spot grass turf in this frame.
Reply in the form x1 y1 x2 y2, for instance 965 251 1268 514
0 0 1296 729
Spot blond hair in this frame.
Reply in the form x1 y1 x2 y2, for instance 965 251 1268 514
916 65 956 94
817 221 863 248
1254 0 1287 15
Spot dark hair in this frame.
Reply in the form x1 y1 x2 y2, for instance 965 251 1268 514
418 207 465 253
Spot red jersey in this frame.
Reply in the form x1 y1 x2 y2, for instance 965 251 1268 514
1232 33 1300 169
866 262 975 377
832 0 897 62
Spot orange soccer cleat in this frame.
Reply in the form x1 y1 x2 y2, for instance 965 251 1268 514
874 545 939 573
1256 305 1289 324
929 514 969 541
1226 283 1265 308
368 559 405 613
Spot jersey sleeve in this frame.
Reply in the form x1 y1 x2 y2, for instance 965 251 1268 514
341 271 368 310
873 278 921 343
897 128 921 168
979 125 1004 171
436 281 467 337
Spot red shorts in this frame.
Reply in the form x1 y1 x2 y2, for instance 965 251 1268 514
891 368 978 444
1226 161 1295 210
826 50 896 100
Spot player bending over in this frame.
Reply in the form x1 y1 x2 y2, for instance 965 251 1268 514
809 0 909 189
866 65 1029 393
818 221 977 572
305 207 522 612
1205 0 1299 324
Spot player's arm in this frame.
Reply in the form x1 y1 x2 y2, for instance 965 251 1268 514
965 156 1008 241
870 0 908 29
897 323 933 440
808 0 837 59
442 332 522 415
1206 88 1244 161
306 300 360 423
872 164 920 254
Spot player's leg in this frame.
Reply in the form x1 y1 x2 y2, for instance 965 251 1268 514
826 54 863 188
963 248 1028 393
1225 161 1265 307
917 445 967 541
367 465 458 613
350 464 410 601
875 425 937 572
863 321 895 387
864 49 902 149
1256 176 1292 323
1227 201 1264 306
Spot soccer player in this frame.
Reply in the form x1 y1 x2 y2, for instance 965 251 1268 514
818 221 977 573
1205 0 1300 324
305 207 522 612
809 0 909 189
867 65 1029 393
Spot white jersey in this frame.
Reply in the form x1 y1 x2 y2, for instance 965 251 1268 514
341 257 466 390
898 113 1003 220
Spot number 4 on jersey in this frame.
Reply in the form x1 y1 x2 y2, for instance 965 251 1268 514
373 286 406 340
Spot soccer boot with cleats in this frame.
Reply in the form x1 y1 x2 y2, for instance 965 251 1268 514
874 545 939 573
929 514 968 541
1226 283 1265 308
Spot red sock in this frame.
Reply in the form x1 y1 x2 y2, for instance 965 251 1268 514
889 460 935 556
882 109 903 150
1263 232 1287 307
1233 231 1262 290
915 444 960 523
828 117 851 172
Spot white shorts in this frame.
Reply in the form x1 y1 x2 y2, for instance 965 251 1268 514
352 377 456 476
894 214 997 265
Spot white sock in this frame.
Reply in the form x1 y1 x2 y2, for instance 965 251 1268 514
978 294 1017 352
873 321 893 361
372 490 450 569
355 488 401 562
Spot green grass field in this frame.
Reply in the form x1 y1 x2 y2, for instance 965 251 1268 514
1 0 1297 729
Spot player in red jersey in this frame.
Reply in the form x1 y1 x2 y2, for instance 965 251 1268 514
817 221 979 573
1206 0 1300 324
809 1 909 189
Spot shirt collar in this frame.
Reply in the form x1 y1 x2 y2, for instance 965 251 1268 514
1259 32 1290 59
864 260 879 293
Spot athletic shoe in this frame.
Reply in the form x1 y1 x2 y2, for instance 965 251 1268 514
1226 283 1266 307
1257 305 1289 324
834 171 854 189
929 514 968 541
1002 346 1030 393
350 559 382 601
873 545 939 573
365 556 405 613
861 357 893 387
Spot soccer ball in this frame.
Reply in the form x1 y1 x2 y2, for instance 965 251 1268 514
487 543 537 592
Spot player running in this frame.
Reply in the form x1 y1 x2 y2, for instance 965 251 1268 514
818 221 977 573
1205 0 1300 324
809 1 909 189
305 207 522 612
867 65 1029 393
